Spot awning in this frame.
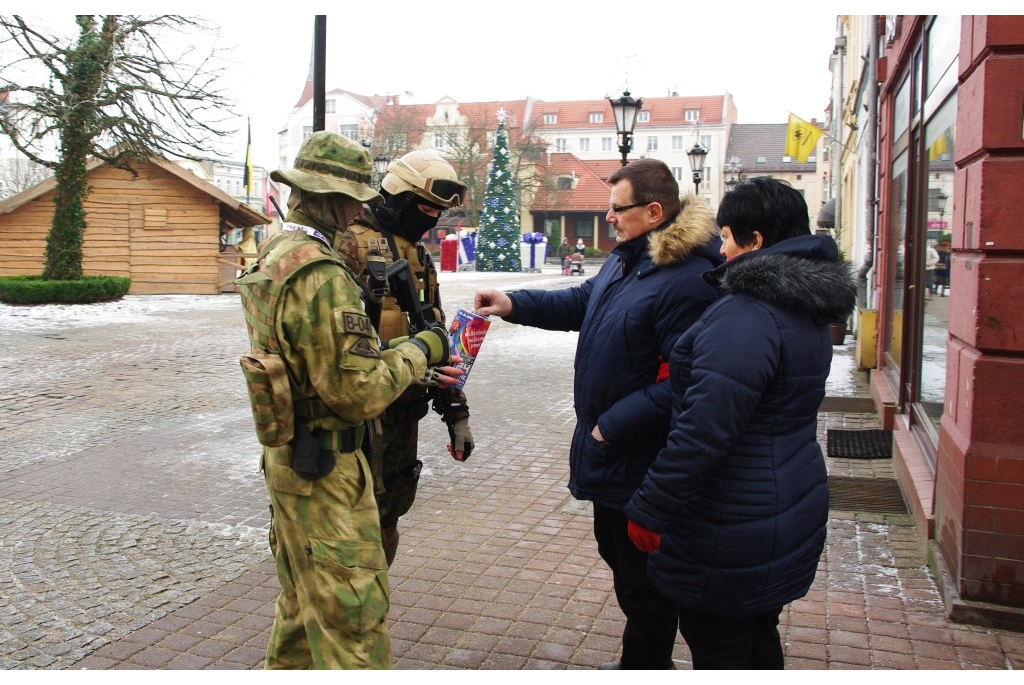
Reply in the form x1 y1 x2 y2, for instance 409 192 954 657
817 198 836 228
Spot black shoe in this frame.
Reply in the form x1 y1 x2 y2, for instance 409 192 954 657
598 660 676 670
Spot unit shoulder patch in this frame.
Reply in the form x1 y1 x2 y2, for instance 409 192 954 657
336 310 374 338
349 336 380 359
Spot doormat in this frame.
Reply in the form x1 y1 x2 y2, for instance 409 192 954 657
827 429 893 459
828 476 908 514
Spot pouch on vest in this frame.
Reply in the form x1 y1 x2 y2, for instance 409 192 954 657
240 349 294 447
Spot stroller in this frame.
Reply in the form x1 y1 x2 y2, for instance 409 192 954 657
569 252 585 275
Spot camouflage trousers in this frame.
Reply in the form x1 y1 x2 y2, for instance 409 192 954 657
262 443 391 669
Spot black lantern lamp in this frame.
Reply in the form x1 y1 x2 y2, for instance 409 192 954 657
373 153 390 179
687 141 709 193
609 90 643 167
936 191 948 222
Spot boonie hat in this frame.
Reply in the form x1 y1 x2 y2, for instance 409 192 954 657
271 131 382 203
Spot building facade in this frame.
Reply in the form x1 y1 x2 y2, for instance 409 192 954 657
838 14 1024 625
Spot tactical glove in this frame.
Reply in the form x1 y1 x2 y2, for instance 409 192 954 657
447 416 474 462
627 519 661 553
408 326 451 366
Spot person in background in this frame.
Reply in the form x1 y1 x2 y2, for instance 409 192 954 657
926 240 940 297
575 238 586 254
236 132 462 669
936 240 951 296
475 158 723 670
346 149 474 565
624 177 856 669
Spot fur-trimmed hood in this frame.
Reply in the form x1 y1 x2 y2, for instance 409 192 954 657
648 194 721 267
708 234 856 321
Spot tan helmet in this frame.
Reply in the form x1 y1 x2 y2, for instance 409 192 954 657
381 150 467 209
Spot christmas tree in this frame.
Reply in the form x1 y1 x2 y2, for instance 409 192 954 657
475 110 521 272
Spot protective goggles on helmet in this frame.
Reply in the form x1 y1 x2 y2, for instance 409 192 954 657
388 159 468 207
420 177 467 206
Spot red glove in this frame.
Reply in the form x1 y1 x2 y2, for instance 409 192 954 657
627 519 661 553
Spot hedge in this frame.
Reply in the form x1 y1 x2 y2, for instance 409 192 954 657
0 275 131 305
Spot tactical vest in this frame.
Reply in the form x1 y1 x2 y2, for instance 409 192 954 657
349 217 442 342
234 231 350 444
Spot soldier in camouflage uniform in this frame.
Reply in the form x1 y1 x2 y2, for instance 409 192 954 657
346 150 474 565
235 132 461 669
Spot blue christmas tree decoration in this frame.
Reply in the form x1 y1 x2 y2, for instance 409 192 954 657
475 109 521 272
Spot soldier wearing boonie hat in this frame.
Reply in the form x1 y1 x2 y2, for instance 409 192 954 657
236 131 462 669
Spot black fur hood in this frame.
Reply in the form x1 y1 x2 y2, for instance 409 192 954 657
705 234 856 321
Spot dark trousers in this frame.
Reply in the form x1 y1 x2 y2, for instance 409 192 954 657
677 605 785 669
593 504 678 669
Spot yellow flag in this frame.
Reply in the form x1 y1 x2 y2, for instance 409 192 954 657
785 114 824 163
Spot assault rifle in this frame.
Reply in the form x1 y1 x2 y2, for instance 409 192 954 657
371 258 472 461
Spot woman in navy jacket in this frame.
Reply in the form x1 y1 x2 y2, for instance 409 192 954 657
624 177 856 669
476 159 722 669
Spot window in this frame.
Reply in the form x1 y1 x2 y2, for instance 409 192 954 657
557 177 573 190
756 156 766 163
325 99 336 114
555 138 567 152
601 137 614 152
575 218 593 238
589 112 603 123
637 111 650 123
684 109 700 122
646 137 658 151
578 138 590 152
543 113 557 124
806 155 817 163
671 166 684 181
782 155 793 163
700 135 712 149
302 126 313 140
434 132 445 148
339 124 358 140
672 136 684 150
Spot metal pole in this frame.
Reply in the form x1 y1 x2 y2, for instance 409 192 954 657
313 16 326 132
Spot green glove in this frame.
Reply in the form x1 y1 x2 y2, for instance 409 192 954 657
406 326 451 366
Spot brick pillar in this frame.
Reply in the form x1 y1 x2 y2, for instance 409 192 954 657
935 15 1024 610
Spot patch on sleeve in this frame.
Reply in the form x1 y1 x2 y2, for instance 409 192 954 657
336 310 374 338
349 337 380 359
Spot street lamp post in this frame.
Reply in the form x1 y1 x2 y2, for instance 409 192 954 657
936 191 948 225
724 155 742 190
373 153 390 184
608 90 643 167
687 141 709 194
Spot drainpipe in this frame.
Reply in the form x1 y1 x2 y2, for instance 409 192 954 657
858 16 880 308
832 33 846 266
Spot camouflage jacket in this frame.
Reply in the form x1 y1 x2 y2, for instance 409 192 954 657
238 227 430 432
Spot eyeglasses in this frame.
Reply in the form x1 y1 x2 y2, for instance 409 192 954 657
609 202 647 214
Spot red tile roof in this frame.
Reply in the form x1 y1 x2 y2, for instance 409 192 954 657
531 153 612 212
531 94 727 130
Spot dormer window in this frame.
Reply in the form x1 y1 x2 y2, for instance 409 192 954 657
543 113 557 124
589 112 603 123
637 111 650 123
684 109 700 122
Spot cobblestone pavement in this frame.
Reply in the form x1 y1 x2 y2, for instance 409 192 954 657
1 265 1022 670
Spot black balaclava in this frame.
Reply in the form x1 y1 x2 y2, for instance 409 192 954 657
369 189 444 243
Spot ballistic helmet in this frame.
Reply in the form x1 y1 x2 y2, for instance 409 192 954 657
270 131 382 203
381 150 466 209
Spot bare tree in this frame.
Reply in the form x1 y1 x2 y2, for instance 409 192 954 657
0 15 235 280
0 155 49 199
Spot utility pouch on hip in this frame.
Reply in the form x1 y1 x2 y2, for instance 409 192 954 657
239 349 294 447
290 423 334 480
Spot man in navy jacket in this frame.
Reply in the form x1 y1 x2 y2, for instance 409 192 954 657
475 159 722 669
